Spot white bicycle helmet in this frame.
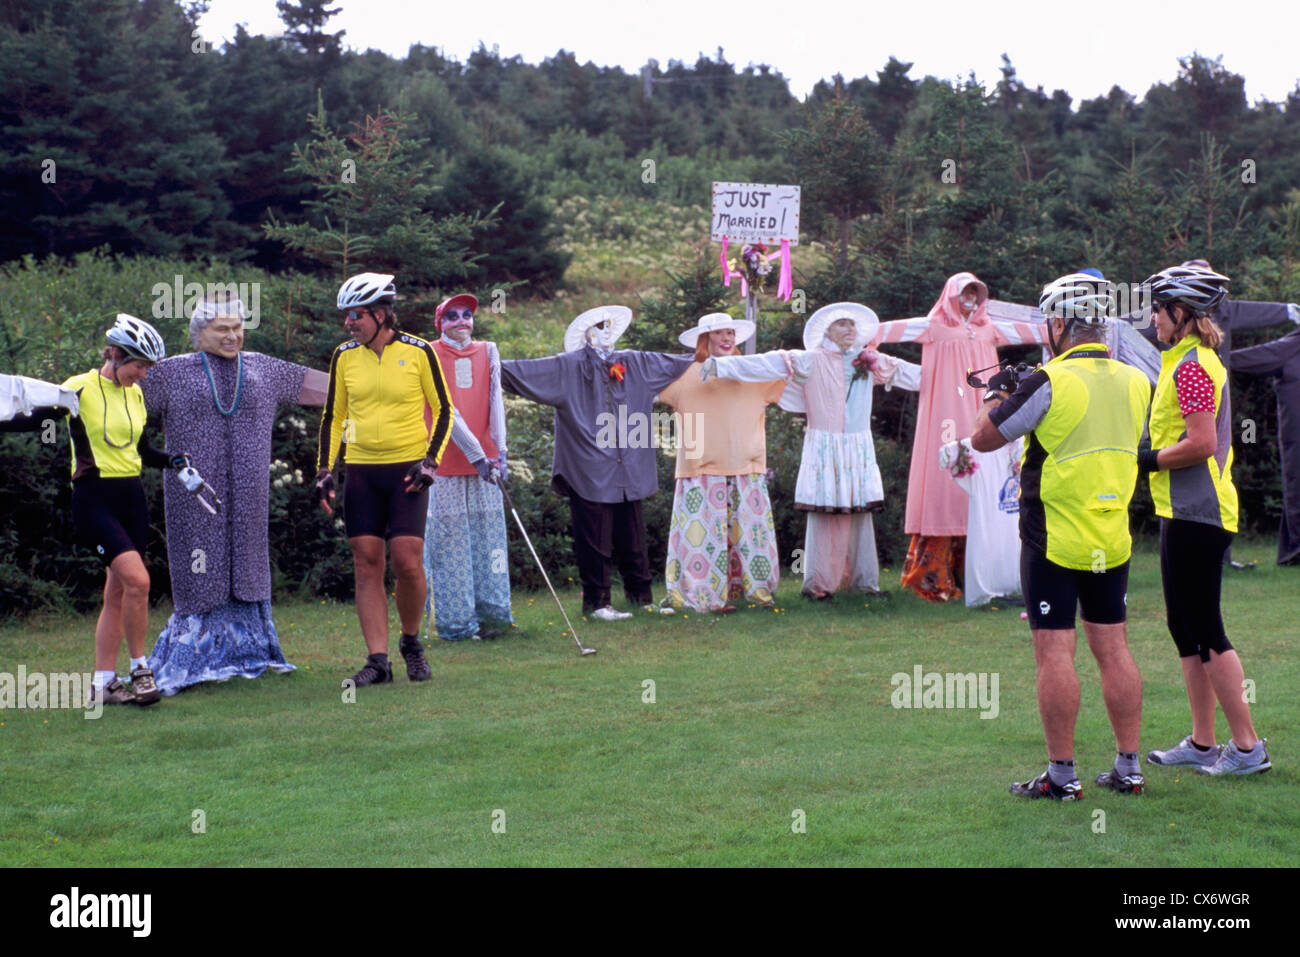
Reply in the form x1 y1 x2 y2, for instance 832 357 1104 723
1143 265 1230 317
337 273 396 310
106 313 166 363
1038 273 1114 323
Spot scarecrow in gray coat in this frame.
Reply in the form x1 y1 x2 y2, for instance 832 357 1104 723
500 306 691 620
140 296 330 694
1233 325 1300 565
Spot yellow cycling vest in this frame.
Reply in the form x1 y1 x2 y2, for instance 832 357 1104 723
1027 344 1151 570
1148 334 1238 533
61 370 149 479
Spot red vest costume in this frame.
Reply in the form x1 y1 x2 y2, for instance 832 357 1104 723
428 339 499 476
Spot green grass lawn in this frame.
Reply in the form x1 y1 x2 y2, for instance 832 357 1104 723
1 540 1296 867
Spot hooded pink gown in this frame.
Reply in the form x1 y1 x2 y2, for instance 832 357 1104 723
872 272 1047 538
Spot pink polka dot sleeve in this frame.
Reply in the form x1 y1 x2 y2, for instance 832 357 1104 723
1173 361 1216 416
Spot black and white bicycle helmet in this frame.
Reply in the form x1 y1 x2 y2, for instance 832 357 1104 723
337 273 396 310
106 313 166 363
1143 265 1230 317
1039 273 1114 323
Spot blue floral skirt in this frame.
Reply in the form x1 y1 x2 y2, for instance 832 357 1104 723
423 474 515 640
148 598 295 695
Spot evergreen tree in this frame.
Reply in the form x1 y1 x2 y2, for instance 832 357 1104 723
263 102 488 299
276 0 344 59
779 94 885 270
432 145 570 292
0 0 233 261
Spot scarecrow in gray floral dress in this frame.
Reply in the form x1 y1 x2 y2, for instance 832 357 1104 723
140 296 330 694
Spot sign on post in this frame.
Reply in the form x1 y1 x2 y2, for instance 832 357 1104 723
711 182 800 246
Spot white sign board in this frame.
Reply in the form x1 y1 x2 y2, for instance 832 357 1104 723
711 182 800 246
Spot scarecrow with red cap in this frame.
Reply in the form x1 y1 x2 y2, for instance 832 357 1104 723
421 292 514 641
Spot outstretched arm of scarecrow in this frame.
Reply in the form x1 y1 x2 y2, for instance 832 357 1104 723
0 374 80 427
623 351 696 394
704 349 807 383
1232 326 1300 376
868 351 922 391
874 317 934 345
1216 298 1299 335
499 354 568 409
704 349 810 414
298 368 330 406
990 319 1049 348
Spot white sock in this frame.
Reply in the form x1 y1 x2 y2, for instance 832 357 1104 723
130 656 148 671
94 670 116 690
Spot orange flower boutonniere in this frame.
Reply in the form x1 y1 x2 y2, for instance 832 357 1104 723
609 362 626 381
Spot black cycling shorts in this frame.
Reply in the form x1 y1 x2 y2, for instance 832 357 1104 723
1020 545 1129 630
343 461 429 540
72 476 149 567
1160 518 1234 661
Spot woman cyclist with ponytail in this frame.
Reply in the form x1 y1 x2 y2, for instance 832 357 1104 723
1141 266 1271 775
3 314 181 706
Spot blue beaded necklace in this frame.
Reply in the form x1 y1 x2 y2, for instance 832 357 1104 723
201 352 243 416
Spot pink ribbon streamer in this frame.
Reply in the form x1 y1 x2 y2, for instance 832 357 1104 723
719 235 747 296
777 239 793 301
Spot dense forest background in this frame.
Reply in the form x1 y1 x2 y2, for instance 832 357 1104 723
2 0 1298 613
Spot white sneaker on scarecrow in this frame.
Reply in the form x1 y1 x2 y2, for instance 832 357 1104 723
590 606 633 621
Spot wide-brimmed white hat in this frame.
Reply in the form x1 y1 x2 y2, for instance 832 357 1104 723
564 305 633 353
678 312 756 349
803 302 880 351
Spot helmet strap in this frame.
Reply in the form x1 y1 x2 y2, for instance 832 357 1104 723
1167 303 1194 342
1048 317 1072 356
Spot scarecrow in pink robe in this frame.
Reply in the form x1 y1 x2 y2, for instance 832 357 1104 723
871 272 1047 601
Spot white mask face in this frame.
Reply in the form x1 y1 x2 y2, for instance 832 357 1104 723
586 320 613 349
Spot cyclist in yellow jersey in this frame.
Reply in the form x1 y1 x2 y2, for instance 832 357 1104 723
314 273 455 688
1139 265 1271 776
1 314 181 707
973 274 1150 801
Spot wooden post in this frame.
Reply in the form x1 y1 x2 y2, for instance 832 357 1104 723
745 286 758 354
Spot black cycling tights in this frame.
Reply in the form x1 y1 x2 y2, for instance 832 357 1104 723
1159 518 1235 662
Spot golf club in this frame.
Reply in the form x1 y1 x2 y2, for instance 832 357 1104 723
500 482 596 656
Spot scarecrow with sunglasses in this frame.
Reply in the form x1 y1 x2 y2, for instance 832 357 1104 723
421 293 514 641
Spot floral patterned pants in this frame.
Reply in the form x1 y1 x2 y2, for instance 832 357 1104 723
662 473 779 612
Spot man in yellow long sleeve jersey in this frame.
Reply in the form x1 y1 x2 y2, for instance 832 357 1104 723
315 273 455 688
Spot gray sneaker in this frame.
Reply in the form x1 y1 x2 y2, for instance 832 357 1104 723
1146 735 1221 768
1197 739 1271 776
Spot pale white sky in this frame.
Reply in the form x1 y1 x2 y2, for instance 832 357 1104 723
198 0 1300 105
